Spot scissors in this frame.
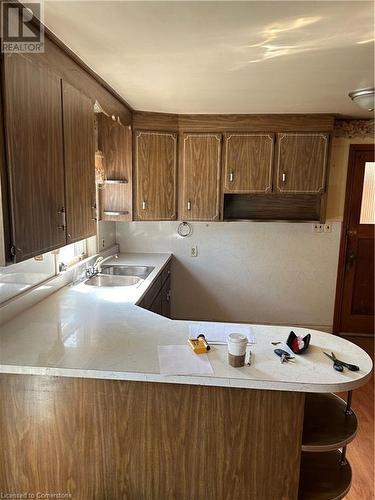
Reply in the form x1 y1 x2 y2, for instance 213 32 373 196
323 352 360 372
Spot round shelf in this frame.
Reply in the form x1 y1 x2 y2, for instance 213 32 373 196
302 393 357 452
299 450 352 500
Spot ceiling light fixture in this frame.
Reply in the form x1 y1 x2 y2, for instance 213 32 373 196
348 87 375 112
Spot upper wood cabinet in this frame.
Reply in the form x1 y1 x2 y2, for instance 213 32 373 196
223 133 274 193
97 114 132 222
134 131 177 221
180 133 222 221
62 81 96 243
3 54 66 261
276 133 329 194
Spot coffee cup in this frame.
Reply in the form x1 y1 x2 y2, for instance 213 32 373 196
227 333 248 367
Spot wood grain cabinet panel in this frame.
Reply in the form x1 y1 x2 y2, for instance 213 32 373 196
97 114 132 222
134 131 177 220
3 54 66 261
180 133 222 221
62 81 96 243
276 133 329 194
223 133 274 193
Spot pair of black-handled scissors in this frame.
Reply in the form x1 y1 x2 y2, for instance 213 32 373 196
323 352 360 372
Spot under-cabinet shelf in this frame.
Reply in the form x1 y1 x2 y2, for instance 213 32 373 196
302 393 357 452
298 450 352 500
102 210 129 216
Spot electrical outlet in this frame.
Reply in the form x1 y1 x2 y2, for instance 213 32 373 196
190 246 198 257
312 223 324 233
324 223 332 233
101 238 105 249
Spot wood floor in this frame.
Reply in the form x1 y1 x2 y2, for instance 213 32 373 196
338 337 374 500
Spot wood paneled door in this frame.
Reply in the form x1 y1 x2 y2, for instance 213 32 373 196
62 81 96 243
180 133 222 221
223 133 274 193
3 54 66 261
276 133 329 194
134 131 177 220
97 114 132 222
334 145 374 335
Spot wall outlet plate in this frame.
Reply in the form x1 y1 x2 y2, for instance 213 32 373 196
324 224 332 233
190 246 198 257
312 223 324 233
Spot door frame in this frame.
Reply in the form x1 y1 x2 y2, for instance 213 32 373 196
333 144 374 335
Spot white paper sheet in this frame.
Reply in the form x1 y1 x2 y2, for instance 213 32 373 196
158 345 214 375
188 323 256 344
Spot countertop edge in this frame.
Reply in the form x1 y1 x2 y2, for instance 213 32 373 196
0 364 371 393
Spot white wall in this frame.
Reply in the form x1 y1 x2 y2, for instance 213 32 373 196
116 221 341 329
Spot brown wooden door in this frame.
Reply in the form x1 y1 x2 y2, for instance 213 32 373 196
276 133 329 193
97 114 132 222
223 133 274 193
134 131 177 220
3 54 66 261
180 133 221 221
334 145 374 335
62 81 96 243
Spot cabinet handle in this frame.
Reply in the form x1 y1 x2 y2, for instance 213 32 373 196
142 201 147 210
91 204 97 221
187 200 191 211
58 207 66 230
229 172 234 182
282 172 287 182
166 290 171 302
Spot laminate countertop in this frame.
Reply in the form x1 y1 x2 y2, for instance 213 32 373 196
0 252 372 393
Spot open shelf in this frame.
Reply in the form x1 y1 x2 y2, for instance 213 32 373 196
223 193 321 221
302 393 357 452
299 450 352 500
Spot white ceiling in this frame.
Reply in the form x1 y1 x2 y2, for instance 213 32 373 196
44 1 375 117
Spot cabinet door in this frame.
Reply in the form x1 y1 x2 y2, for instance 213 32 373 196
3 54 66 261
134 131 177 220
97 114 132 222
180 133 221 221
62 81 96 243
161 276 171 318
223 133 274 193
276 133 329 193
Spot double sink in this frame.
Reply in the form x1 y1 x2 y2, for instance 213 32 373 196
85 265 155 287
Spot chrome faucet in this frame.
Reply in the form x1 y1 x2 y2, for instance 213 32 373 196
86 254 118 278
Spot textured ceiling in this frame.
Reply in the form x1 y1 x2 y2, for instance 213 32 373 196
44 1 375 117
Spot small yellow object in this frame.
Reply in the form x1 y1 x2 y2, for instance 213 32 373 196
188 335 211 354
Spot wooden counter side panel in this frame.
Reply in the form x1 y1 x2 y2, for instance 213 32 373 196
0 375 305 500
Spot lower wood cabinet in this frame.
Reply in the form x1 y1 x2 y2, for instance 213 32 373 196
138 263 171 318
179 133 222 221
134 131 177 221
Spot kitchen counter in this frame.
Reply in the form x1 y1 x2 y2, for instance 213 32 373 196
0 252 372 393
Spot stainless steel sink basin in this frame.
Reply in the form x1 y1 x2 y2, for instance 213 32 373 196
100 265 154 279
84 274 142 287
